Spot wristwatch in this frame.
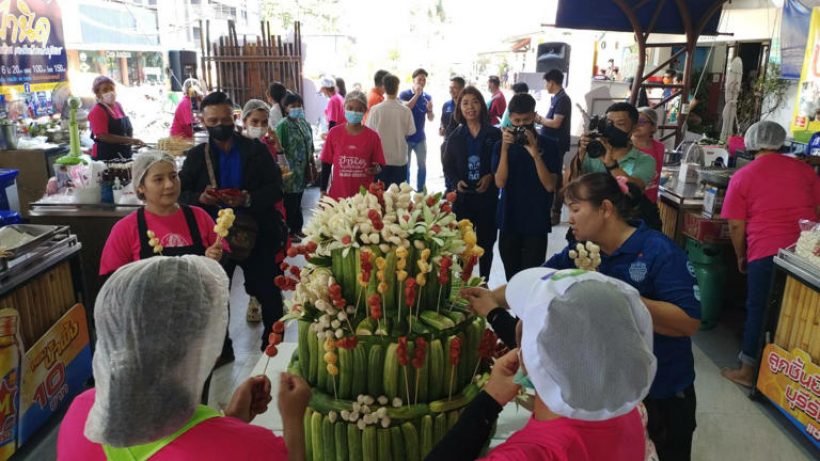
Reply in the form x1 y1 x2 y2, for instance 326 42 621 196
605 160 620 171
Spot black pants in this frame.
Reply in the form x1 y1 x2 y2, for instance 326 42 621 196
283 192 304 235
644 384 697 461
223 238 284 351
551 169 564 215
498 232 548 281
454 193 497 279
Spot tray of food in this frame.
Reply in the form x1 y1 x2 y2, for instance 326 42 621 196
0 224 69 260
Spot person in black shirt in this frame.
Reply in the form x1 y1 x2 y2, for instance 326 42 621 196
535 70 572 225
440 76 466 192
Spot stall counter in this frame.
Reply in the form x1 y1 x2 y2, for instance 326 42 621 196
0 146 68 217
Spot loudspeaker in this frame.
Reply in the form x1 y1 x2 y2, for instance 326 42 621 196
168 50 198 91
536 42 571 74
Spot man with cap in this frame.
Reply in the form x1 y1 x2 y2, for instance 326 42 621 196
429 269 656 460
180 91 287 354
720 121 820 387
320 76 347 130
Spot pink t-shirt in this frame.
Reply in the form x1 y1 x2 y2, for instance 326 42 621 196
171 95 194 139
481 408 645 461
637 140 665 203
88 103 126 158
325 93 347 125
99 206 222 275
320 125 385 199
57 389 288 461
721 154 820 262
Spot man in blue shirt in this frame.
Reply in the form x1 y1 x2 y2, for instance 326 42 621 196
400 68 435 191
492 93 561 279
535 69 572 225
440 76 465 192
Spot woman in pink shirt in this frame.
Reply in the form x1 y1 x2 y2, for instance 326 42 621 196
88 76 144 160
632 107 665 203
170 78 203 139
721 121 820 387
99 151 224 276
57 255 311 460
430 269 657 461
320 76 347 129
319 90 385 199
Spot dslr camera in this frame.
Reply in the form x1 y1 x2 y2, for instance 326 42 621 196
509 124 535 145
585 115 609 159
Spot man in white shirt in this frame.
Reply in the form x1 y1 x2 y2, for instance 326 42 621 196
366 74 416 187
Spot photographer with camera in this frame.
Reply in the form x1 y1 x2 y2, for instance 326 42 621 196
493 93 562 280
571 102 656 192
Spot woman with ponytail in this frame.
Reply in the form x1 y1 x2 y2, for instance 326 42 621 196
461 172 702 461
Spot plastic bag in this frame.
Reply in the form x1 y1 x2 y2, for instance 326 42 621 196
795 219 820 267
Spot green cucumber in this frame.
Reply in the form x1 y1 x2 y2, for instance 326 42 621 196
377 428 392 460
456 332 468 390
402 342 415 404
446 410 459 430
410 319 431 335
442 310 466 325
308 328 319 385
335 420 349 461
428 383 479 413
317 338 329 392
389 426 404 461
362 426 377 461
323 415 336 461
351 344 367 398
348 423 363 461
299 321 312 378
401 422 420 461
338 348 353 399
415 346 429 404
305 408 314 461
433 413 447 445
367 344 385 396
311 412 324 461
385 403 429 421
356 317 376 336
310 390 353 413
383 343 400 400
443 335 458 400
420 311 456 330
420 415 433 458
428 339 445 400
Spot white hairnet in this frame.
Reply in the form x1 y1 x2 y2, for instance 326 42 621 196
319 76 336 89
131 150 176 196
85 256 229 447
744 120 786 151
507 268 656 421
182 78 202 96
345 90 367 110
242 98 270 120
637 106 658 126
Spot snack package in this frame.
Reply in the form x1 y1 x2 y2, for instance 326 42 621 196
795 219 820 268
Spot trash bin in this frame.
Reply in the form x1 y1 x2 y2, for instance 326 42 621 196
0 168 20 212
686 238 728 330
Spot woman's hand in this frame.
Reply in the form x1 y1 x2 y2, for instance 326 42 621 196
737 255 747 274
460 287 499 317
476 174 493 193
206 239 223 261
278 373 311 424
484 349 521 406
456 180 470 192
224 375 273 423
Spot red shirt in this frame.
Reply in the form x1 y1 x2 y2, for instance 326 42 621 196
99 206 222 275
637 140 665 203
325 93 347 125
364 87 385 125
481 409 645 461
171 95 194 139
488 90 507 126
721 154 820 262
57 389 288 461
320 125 385 199
88 103 126 158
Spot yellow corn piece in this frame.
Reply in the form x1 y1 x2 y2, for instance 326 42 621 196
463 231 477 246
146 230 156 239
378 282 388 293
397 270 408 281
324 338 336 352
375 257 387 270
327 363 339 376
421 248 431 261
416 273 427 286
396 246 408 258
324 352 337 364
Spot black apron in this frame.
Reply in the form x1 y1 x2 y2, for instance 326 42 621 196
93 102 134 160
136 205 206 259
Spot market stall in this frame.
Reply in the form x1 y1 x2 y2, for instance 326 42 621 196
0 224 93 459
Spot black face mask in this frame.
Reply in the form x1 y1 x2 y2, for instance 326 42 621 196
604 122 630 148
207 124 235 141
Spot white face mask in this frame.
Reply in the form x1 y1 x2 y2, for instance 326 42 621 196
101 92 116 104
245 126 266 139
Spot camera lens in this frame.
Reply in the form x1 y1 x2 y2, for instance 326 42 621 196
587 140 606 158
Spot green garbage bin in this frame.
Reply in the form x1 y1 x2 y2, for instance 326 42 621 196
685 238 727 330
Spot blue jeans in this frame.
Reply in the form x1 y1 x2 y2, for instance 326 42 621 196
377 165 407 188
740 256 775 365
406 140 427 191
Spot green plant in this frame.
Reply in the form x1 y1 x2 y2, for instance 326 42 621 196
737 63 790 134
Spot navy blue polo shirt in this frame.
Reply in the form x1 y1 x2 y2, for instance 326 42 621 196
544 221 701 399
491 135 562 235
399 90 432 143
212 139 242 189
441 99 457 138
540 88 571 154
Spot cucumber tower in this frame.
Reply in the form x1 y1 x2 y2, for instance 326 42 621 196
282 182 493 461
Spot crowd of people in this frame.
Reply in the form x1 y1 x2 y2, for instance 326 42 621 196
69 63 820 461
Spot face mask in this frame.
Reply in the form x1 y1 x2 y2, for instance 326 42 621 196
604 122 630 148
345 110 364 124
245 126 266 139
513 367 535 390
207 124 235 141
101 92 116 104
288 108 305 119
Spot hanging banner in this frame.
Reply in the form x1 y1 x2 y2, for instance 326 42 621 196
756 344 820 449
781 1 820 80
0 0 68 114
790 8 820 142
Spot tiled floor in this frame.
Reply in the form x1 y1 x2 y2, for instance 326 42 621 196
14 156 818 459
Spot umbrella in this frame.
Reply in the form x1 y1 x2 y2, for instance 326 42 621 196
721 56 743 142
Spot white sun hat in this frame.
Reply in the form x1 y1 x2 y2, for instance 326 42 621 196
506 267 656 421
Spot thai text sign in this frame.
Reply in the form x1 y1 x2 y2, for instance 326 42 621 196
0 0 67 87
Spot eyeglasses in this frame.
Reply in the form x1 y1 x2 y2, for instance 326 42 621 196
637 119 653 126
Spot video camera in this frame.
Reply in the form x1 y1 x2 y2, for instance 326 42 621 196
585 114 609 159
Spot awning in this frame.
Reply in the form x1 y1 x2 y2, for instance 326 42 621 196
511 37 532 52
555 0 725 36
